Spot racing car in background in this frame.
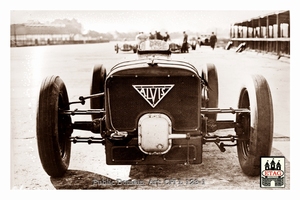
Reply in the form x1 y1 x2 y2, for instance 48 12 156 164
114 38 138 53
198 34 211 46
189 37 198 50
36 39 273 178
168 39 190 53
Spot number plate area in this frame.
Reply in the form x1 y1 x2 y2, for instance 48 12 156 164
138 113 172 155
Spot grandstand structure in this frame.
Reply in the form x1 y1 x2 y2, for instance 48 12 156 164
230 10 290 58
10 22 108 47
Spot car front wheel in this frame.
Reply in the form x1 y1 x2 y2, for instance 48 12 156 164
90 64 106 120
36 76 72 177
236 75 273 176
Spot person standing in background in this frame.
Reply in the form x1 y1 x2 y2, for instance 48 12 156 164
156 31 163 40
136 32 148 44
164 32 170 42
149 32 155 40
210 32 217 50
182 31 189 53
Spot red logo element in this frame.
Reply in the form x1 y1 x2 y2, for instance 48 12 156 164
262 170 284 177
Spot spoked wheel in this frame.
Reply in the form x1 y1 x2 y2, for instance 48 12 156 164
236 75 273 176
202 63 219 122
90 64 106 120
36 76 72 177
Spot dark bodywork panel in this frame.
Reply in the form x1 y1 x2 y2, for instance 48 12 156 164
105 59 202 133
105 136 203 165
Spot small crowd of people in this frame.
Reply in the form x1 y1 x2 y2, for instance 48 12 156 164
136 31 170 43
135 31 218 52
148 31 170 41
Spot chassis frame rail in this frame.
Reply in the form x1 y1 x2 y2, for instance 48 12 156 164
201 107 250 114
60 107 250 116
70 136 105 144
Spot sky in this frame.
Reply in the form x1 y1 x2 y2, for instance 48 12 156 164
8 0 294 36
10 10 281 35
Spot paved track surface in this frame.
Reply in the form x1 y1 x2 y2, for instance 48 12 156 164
10 43 290 190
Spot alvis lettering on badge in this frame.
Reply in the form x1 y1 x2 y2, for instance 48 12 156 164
133 84 174 108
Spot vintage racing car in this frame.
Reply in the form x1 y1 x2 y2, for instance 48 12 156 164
36 39 273 178
169 42 182 53
198 34 211 46
114 39 137 53
189 37 198 50
169 39 190 53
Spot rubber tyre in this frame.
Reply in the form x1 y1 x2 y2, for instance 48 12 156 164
236 75 273 176
201 69 208 107
133 46 137 53
36 76 72 177
206 63 219 121
90 64 106 120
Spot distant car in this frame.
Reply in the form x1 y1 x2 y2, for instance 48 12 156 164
36 39 274 178
198 34 211 46
189 37 198 50
169 42 182 53
115 39 137 53
169 39 190 53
